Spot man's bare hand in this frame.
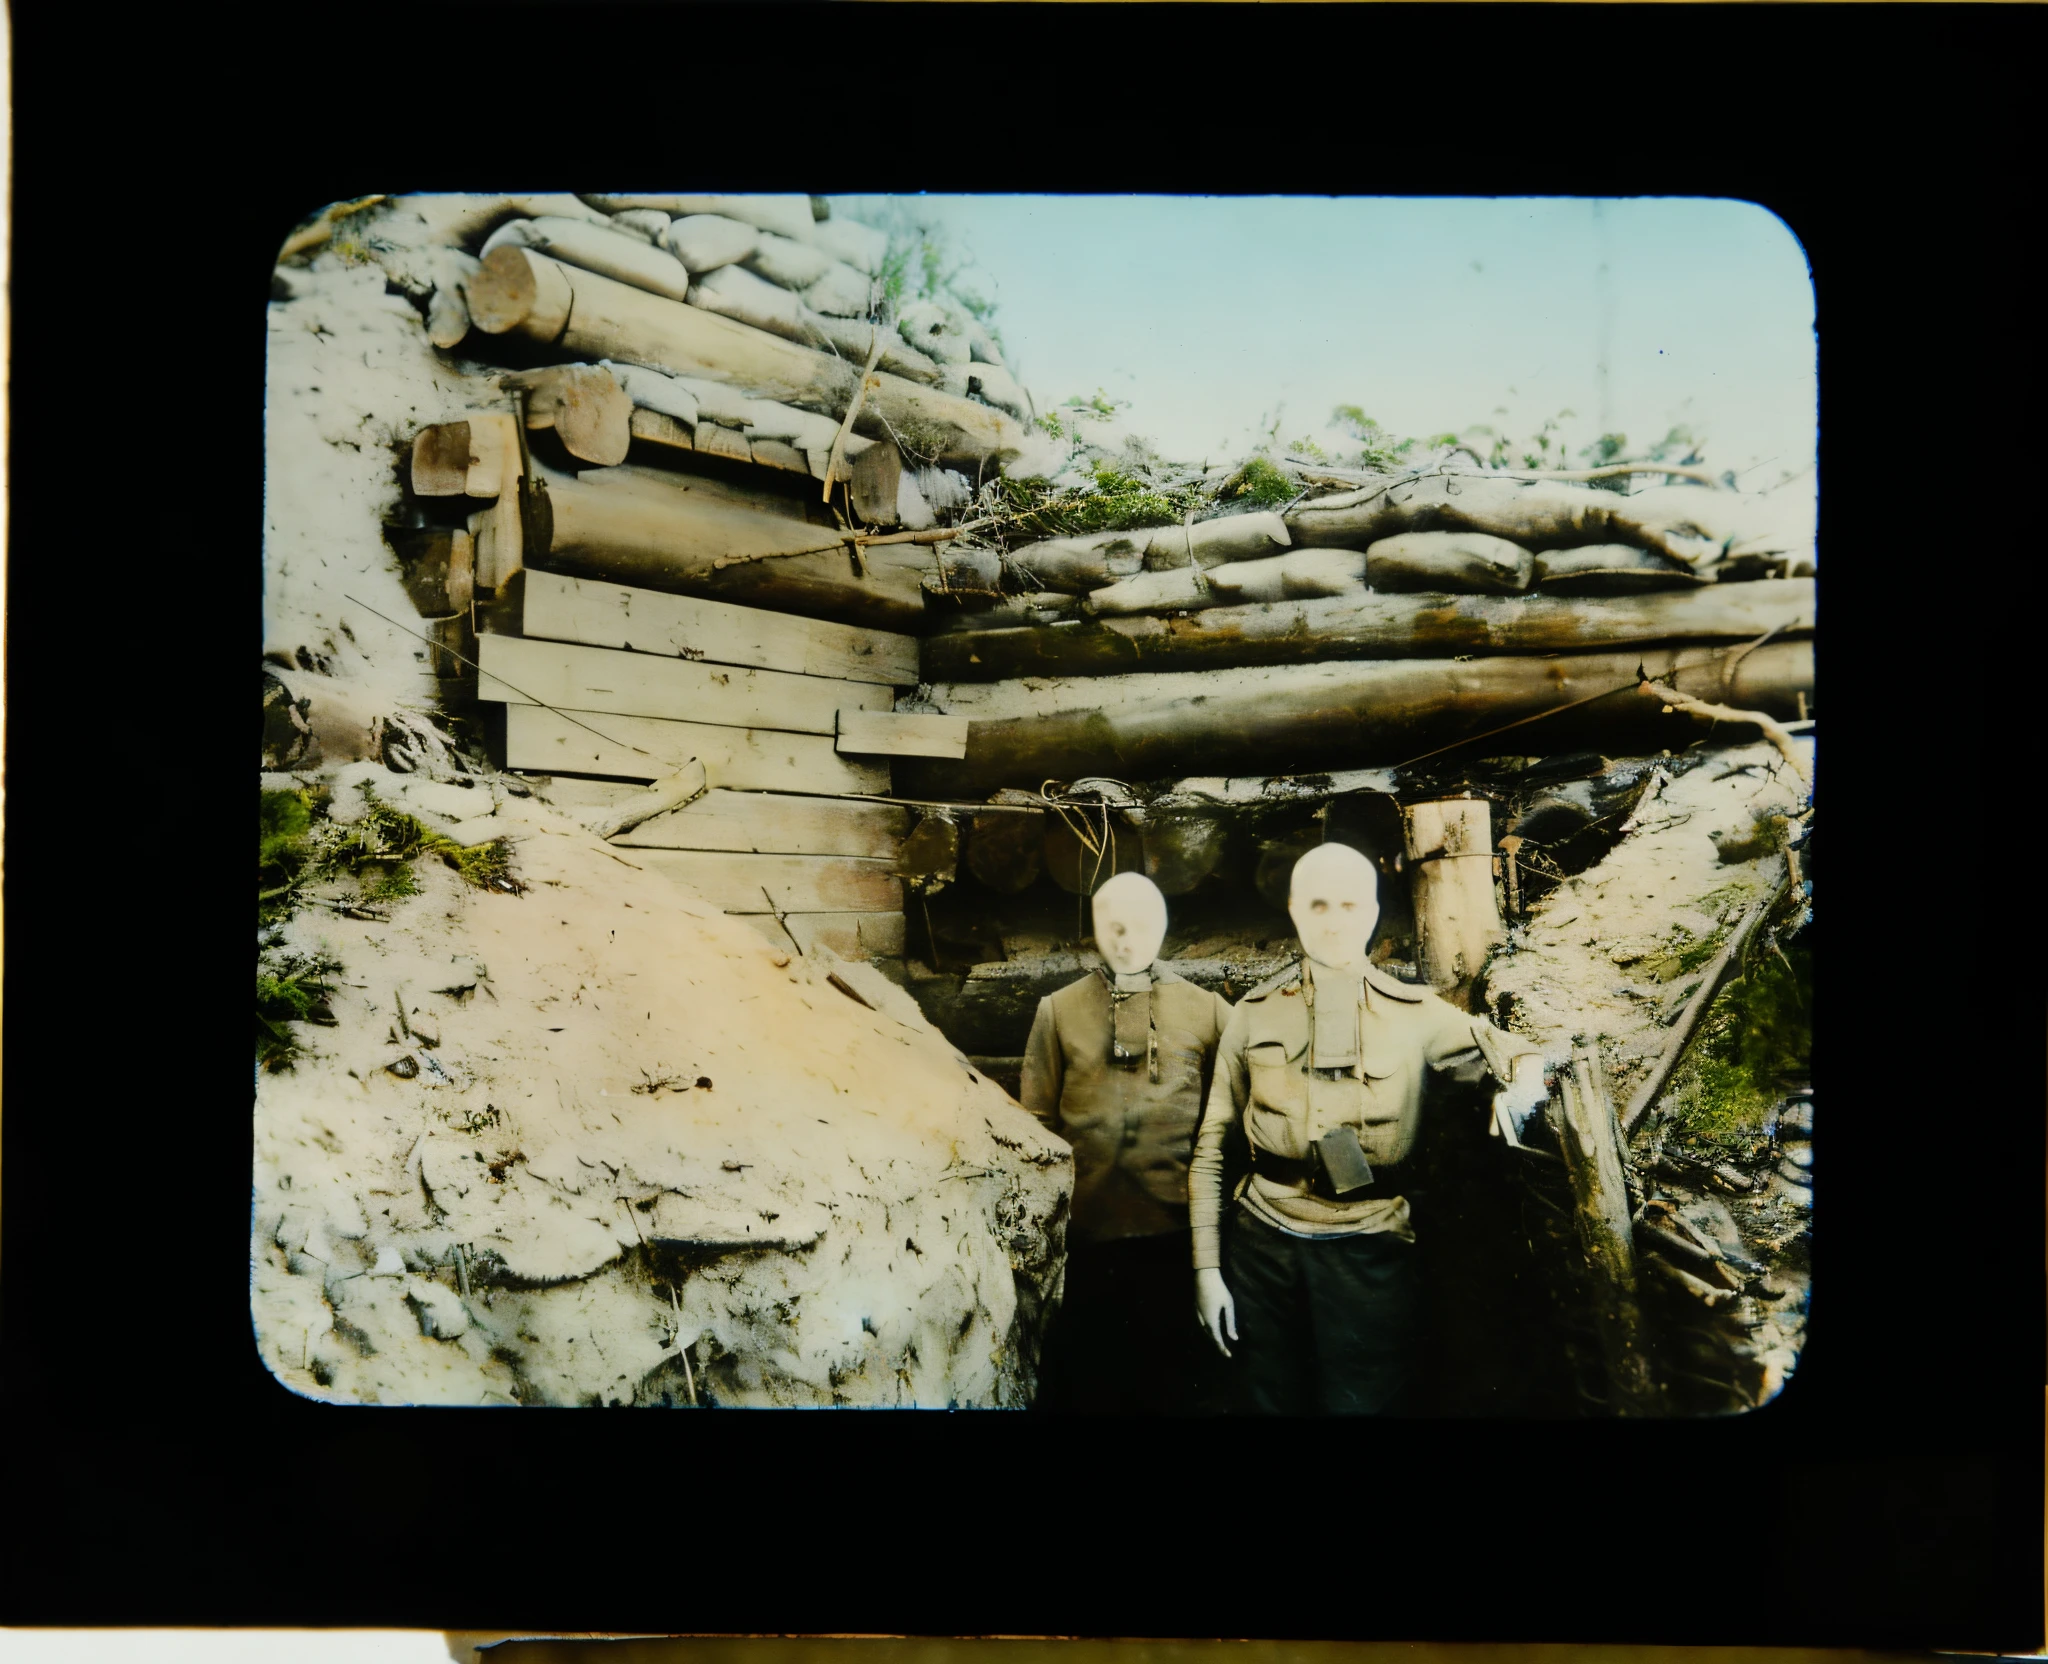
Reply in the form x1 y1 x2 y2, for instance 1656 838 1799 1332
1490 1067 1550 1145
1195 1267 1237 1359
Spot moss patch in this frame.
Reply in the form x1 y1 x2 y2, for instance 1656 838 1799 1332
1664 941 1811 1150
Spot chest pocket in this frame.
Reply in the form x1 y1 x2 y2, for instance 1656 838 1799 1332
1244 1035 1307 1115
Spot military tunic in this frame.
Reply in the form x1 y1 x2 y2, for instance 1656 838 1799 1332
1020 965 1235 1242
1021 964 1236 1415
1188 958 1542 1271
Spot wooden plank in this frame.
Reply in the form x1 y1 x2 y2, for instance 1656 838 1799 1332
615 790 910 858
503 704 889 793
521 569 918 687
837 709 970 759
478 633 890 736
637 850 904 914
628 407 694 452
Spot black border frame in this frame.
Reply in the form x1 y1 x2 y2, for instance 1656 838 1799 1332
4 2 2041 1647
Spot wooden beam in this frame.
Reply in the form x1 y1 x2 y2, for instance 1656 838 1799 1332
1556 1046 1659 1414
1402 797 1504 1006
613 790 910 858
637 850 904 914
534 472 927 634
476 633 891 736
836 710 971 760
503 704 889 793
898 640 1815 800
520 569 918 686
410 422 472 496
464 248 1026 469
921 579 1816 682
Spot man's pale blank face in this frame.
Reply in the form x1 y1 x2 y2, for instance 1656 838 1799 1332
1288 844 1381 971
1093 873 1168 976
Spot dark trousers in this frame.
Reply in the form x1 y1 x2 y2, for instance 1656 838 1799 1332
1224 1204 1424 1415
1035 1232 1233 1415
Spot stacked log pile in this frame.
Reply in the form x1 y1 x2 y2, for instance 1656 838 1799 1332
391 193 1038 970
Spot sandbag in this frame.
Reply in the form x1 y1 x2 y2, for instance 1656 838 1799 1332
1086 549 1367 615
665 214 761 274
1364 531 1533 594
1532 544 1713 595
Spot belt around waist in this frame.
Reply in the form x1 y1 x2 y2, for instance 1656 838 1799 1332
1249 1143 1409 1201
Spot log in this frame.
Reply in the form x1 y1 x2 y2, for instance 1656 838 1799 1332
1556 1047 1658 1414
585 762 710 840
504 364 632 467
468 413 525 592
638 850 904 915
504 704 888 794
1533 544 1711 595
666 214 760 273
922 593 1085 635
475 634 892 736
481 217 694 304
1044 809 1144 895
464 249 1024 468
920 578 1817 682
390 527 475 618
1401 797 1504 1001
520 569 917 685
897 813 961 887
411 422 472 496
836 710 970 760
1365 531 1534 595
533 472 926 633
426 280 471 350
571 460 811 521
1138 811 1229 896
1288 475 1736 566
465 243 574 341
614 790 909 858
1085 548 1366 616
965 810 1046 894
899 641 1815 800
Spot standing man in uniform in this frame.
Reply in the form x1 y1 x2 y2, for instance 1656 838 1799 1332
1189 840 1549 1415
1022 871 1236 1414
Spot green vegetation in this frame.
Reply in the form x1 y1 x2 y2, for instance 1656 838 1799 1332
257 781 517 1070
1222 456 1298 508
1665 940 1811 1148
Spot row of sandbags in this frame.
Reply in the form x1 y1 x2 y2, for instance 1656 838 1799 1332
423 193 1035 427
982 473 1812 618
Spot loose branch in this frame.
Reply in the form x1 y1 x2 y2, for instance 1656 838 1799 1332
822 324 887 504
709 526 961 570
1636 676 1811 785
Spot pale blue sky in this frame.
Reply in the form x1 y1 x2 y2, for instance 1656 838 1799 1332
836 195 1816 499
